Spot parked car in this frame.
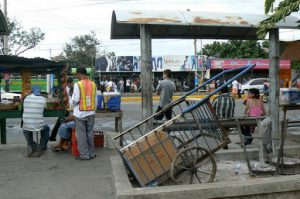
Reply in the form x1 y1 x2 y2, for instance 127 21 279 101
0 88 21 101
240 78 269 94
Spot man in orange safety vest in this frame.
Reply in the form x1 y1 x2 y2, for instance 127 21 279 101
72 67 97 160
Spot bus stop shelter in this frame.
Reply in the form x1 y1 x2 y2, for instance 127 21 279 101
110 10 300 141
0 9 8 35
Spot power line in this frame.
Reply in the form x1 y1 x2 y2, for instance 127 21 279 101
14 1 106 31
18 0 126 13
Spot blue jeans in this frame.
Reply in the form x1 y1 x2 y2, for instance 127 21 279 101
58 121 76 139
23 124 50 150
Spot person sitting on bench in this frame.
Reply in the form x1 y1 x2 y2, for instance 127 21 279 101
212 93 235 119
212 92 235 149
52 114 75 152
22 86 50 157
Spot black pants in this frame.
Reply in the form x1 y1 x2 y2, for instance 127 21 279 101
238 89 241 98
241 126 253 145
154 106 172 120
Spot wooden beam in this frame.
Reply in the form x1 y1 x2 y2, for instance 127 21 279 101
269 28 280 145
140 25 153 128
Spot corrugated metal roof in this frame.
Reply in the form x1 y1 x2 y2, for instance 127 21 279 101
0 10 8 35
111 10 300 40
0 55 66 74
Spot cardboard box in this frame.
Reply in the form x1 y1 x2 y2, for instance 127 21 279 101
122 131 178 186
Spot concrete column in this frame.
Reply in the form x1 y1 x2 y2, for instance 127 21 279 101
140 24 153 126
269 28 280 143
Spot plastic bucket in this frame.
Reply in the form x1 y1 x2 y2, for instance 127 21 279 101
71 129 80 157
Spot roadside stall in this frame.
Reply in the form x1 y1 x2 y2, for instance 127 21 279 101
0 55 68 144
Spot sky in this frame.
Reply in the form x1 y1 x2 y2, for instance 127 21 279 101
2 0 300 59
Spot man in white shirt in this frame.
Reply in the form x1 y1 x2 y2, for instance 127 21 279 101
231 80 239 98
22 86 50 157
72 67 97 160
66 77 74 109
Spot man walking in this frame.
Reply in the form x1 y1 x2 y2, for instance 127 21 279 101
72 67 97 160
154 69 176 120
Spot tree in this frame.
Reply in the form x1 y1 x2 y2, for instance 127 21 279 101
202 40 268 59
258 0 300 38
0 18 45 56
51 53 67 62
63 31 100 68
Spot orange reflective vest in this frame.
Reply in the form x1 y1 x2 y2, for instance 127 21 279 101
77 79 96 111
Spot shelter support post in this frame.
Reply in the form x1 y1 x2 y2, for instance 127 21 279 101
0 118 6 144
269 28 280 147
140 24 153 129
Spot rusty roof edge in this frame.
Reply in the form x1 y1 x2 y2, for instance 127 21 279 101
112 10 300 29
178 10 189 24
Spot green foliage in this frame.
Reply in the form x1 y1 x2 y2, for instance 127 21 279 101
258 0 300 38
0 18 45 56
202 40 268 58
63 31 99 68
291 60 300 69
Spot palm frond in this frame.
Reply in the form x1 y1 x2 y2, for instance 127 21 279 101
258 0 300 39
265 0 276 14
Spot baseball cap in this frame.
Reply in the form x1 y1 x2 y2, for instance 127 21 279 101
32 85 41 96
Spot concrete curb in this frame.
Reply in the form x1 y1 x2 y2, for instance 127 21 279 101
111 146 300 199
121 94 219 102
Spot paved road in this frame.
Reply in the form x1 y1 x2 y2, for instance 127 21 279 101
2 99 300 199
5 99 300 144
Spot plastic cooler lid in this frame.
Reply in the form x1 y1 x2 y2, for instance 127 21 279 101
280 88 300 92
103 92 121 96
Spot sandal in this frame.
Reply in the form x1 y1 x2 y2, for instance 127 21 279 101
52 146 67 153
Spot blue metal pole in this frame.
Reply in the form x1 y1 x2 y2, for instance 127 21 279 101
182 64 256 114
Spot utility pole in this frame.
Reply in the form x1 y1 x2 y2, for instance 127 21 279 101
194 39 198 89
3 0 8 55
49 48 52 58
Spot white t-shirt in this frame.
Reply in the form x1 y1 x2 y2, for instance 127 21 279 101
22 94 46 131
232 80 239 89
126 79 131 86
66 86 73 109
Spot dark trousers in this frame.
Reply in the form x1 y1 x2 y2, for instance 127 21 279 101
238 89 241 98
241 126 253 145
154 106 172 120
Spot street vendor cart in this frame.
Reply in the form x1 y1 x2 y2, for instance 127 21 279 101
0 55 68 144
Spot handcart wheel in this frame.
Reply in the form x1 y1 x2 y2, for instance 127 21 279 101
170 147 216 184
170 135 185 149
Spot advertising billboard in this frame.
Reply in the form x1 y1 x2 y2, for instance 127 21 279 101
210 59 290 70
95 55 198 72
96 56 290 72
